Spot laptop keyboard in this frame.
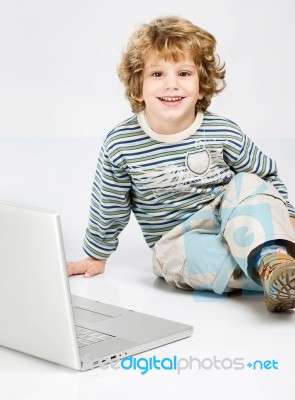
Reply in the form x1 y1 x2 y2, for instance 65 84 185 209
76 326 114 348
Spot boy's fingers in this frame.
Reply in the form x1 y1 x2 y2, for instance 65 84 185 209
84 265 101 278
67 262 86 276
66 262 75 276
84 265 97 278
66 259 105 277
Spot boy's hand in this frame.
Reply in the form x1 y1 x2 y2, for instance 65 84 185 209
67 257 106 278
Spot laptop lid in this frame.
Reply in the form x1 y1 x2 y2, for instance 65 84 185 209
0 202 81 370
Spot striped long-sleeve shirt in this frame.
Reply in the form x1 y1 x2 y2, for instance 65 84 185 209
83 110 295 259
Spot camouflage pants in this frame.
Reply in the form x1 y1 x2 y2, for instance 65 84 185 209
153 173 295 294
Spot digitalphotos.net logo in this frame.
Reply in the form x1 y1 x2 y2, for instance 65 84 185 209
100 355 279 375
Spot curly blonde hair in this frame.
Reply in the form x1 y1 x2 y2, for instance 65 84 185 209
118 16 226 113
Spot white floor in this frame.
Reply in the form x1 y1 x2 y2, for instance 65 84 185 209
0 137 294 400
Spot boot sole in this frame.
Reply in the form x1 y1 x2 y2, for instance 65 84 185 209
264 263 295 312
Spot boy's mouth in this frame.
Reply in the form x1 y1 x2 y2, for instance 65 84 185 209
158 96 184 102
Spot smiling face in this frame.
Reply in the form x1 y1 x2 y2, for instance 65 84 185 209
140 50 204 134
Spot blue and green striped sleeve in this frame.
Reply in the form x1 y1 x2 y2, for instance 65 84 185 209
223 128 295 217
83 143 132 259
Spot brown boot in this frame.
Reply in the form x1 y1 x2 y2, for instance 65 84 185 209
258 253 295 312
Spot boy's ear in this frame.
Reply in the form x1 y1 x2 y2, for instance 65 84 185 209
198 91 205 100
131 92 143 102
132 92 144 102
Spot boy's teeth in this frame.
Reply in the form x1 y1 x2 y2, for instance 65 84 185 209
160 96 182 102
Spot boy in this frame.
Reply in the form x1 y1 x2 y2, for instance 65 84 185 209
67 16 295 312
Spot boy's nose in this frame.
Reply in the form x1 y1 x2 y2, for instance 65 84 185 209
163 75 179 90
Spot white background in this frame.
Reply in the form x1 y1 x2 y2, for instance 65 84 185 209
0 1 294 399
1 0 295 140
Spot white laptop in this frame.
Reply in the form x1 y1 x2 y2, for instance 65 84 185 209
0 202 193 371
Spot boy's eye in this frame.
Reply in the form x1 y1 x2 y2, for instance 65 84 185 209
179 71 191 77
151 72 163 77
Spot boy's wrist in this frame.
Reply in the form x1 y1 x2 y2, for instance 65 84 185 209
86 256 107 264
